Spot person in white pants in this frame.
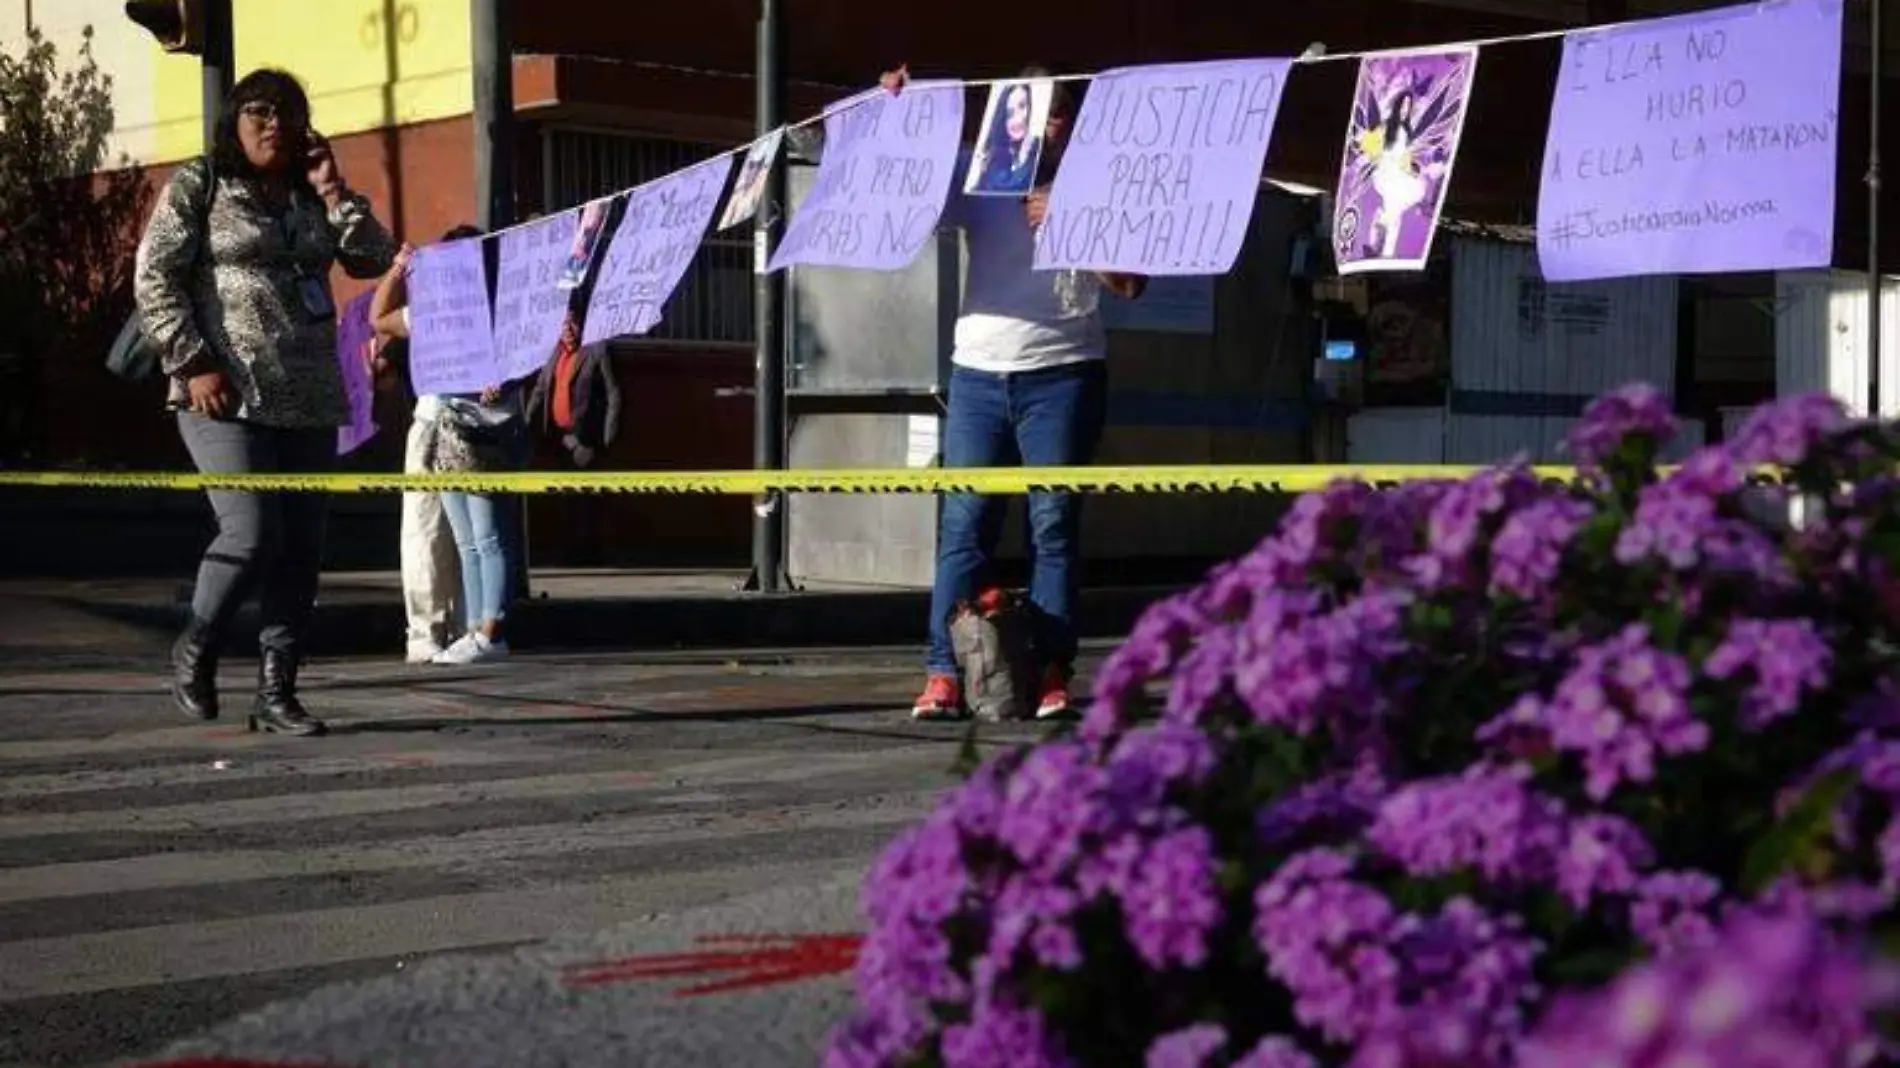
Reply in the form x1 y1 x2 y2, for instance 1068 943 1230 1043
400 390 460 663
368 260 462 664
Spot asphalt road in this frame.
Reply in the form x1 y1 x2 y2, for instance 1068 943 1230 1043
0 648 1059 1067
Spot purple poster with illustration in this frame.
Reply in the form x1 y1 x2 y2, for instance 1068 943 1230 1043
583 155 732 345
406 237 498 396
766 81 965 272
1333 47 1478 275
1035 58 1292 276
1537 0 1843 281
335 290 378 455
493 210 579 381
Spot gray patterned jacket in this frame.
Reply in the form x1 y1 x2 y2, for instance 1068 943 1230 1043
134 158 396 429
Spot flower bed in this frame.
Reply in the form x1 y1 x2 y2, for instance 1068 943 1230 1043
827 385 1900 1068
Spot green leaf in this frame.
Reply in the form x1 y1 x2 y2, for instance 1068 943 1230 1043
1740 767 1859 894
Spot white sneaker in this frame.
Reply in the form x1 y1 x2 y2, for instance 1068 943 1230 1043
406 639 445 665
431 633 509 665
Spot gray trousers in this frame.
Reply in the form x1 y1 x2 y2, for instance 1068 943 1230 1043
176 413 333 656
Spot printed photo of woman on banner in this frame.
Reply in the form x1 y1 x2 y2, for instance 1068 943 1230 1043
718 127 785 231
965 78 1053 196
1331 46 1478 274
556 195 613 290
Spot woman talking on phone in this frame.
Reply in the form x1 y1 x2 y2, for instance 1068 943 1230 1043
135 69 395 736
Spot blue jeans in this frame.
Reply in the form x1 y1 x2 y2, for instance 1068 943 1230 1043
439 491 509 631
926 361 1108 677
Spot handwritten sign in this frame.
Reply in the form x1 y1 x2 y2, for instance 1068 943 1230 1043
335 290 379 455
493 210 578 381
1536 0 1843 281
583 156 733 345
406 237 498 396
1035 58 1292 276
767 82 965 272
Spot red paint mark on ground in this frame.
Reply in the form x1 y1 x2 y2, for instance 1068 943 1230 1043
561 933 862 997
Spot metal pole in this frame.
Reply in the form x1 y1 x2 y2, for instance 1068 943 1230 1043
201 0 233 153
747 0 787 593
469 0 530 597
1871 0 1884 418
470 0 514 231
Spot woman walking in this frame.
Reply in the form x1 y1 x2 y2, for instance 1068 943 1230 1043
137 69 395 735
372 226 525 666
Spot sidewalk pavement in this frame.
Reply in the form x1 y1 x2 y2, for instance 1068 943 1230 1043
0 570 1178 663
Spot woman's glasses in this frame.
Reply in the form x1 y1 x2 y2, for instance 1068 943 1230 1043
237 101 306 130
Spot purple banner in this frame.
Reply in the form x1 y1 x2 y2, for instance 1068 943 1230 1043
335 290 379 455
583 155 733 345
494 210 578 381
1333 47 1478 275
1536 0 1843 281
406 237 498 396
1034 58 1292 276
766 81 966 272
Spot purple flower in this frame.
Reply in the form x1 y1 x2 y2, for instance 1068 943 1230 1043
1614 475 1791 584
1519 910 1899 1068
1568 383 1678 467
1366 763 1566 885
1629 870 1723 957
1489 496 1593 602
941 998 1073 1068
1514 624 1704 801
1119 826 1223 970
997 742 1104 875
1231 1036 1319 1068
1146 1024 1227 1068
824 1005 932 1068
1257 768 1385 850
1253 849 1400 1042
1232 588 1411 737
1555 814 1655 909
1387 898 1543 1059
855 811 974 1020
986 875 1083 972
1405 467 1543 593
1704 618 1833 728
1728 392 1852 467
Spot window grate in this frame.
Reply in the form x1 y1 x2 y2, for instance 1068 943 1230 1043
543 127 754 345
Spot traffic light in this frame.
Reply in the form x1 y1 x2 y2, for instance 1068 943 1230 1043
123 0 204 54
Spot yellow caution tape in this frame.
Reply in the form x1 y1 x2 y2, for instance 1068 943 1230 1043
0 464 1590 495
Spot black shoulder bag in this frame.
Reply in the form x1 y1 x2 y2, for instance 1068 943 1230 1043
106 156 218 382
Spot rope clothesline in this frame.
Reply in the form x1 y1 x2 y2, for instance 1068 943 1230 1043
471 4 1733 244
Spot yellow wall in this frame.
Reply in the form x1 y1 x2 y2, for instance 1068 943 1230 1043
0 0 473 167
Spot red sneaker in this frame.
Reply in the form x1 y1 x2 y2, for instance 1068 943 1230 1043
1036 667 1073 720
911 674 966 721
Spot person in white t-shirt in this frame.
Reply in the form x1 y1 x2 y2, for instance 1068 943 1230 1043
876 65 1148 722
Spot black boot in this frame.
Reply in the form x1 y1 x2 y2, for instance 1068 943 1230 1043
169 617 221 721
250 649 327 736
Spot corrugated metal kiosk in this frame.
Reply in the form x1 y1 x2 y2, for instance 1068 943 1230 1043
782 167 1322 588
1345 226 1703 465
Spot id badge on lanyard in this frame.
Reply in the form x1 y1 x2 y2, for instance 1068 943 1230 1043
281 209 334 322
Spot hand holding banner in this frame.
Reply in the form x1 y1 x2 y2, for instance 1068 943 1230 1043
766 81 965 272
406 237 498 397
1034 58 1292 276
1536 0 1843 281
583 155 734 345
494 210 580 381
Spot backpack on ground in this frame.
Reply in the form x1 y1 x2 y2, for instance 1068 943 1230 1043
949 586 1038 723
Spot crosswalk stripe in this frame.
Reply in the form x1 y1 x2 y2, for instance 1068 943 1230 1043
0 790 940 905
0 856 880 1001
0 746 946 840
